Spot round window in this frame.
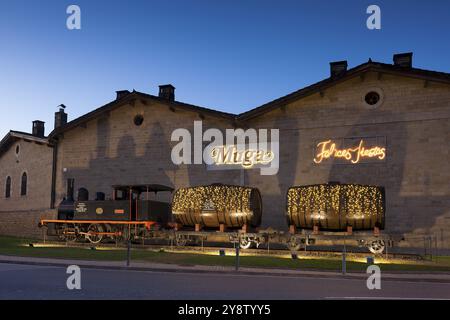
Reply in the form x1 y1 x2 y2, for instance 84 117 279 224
365 91 380 106
134 114 144 126
362 88 384 109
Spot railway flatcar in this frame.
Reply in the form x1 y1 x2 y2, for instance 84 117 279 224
285 183 387 253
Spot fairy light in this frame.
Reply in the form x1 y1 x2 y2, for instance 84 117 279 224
287 184 385 228
172 185 253 217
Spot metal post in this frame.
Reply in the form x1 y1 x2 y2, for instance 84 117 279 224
434 235 438 260
385 239 388 260
235 234 240 271
201 237 204 252
126 239 131 267
342 237 347 275
423 236 427 258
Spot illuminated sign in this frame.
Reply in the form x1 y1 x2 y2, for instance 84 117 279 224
211 145 274 169
314 138 386 164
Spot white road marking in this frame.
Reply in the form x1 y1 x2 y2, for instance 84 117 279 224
325 297 450 300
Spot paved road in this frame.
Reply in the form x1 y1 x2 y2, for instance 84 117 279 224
0 262 449 299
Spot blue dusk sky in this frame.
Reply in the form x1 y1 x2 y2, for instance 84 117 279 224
0 0 449 138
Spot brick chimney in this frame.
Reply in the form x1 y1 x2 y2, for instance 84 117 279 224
54 105 68 129
116 90 130 100
32 120 45 138
158 84 175 101
393 52 413 68
330 60 348 77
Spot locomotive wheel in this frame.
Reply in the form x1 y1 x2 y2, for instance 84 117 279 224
59 224 79 242
368 240 386 254
287 236 301 251
86 224 104 244
239 237 252 250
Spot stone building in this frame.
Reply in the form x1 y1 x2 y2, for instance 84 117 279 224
0 122 54 236
1 52 449 248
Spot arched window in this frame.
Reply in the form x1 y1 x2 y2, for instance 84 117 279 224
20 172 27 196
77 188 89 201
5 176 11 198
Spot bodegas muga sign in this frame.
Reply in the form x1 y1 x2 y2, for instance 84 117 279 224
313 137 386 164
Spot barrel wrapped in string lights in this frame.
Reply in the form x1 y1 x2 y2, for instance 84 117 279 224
286 183 385 231
171 184 262 229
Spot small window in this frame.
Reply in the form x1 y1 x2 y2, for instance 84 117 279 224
365 91 380 105
362 88 384 109
15 145 20 155
5 176 11 198
77 188 89 201
20 172 27 196
134 114 144 126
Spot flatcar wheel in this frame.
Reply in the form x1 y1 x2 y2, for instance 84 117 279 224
86 224 103 244
368 240 385 254
287 236 301 251
239 237 252 250
175 234 188 247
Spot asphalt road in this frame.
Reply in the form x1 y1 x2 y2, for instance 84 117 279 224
0 262 449 300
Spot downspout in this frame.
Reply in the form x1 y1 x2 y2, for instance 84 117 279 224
50 138 58 209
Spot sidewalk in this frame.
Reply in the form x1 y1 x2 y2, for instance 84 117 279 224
1 254 450 283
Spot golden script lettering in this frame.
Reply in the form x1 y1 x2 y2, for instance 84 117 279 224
314 139 386 164
211 146 274 168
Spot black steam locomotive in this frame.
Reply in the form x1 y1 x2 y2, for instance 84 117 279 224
42 184 173 244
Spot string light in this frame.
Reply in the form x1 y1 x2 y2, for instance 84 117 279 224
172 185 255 226
287 184 385 230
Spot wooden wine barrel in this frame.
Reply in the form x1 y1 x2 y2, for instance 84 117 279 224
286 183 385 231
171 184 262 229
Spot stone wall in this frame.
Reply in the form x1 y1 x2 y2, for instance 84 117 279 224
0 209 56 239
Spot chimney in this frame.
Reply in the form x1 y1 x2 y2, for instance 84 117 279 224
158 84 175 101
54 105 68 129
32 120 45 138
330 60 348 77
393 52 413 68
116 90 130 100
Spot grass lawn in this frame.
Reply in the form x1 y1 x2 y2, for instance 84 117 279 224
1 236 450 272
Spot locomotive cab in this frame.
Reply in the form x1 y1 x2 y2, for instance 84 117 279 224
73 184 174 225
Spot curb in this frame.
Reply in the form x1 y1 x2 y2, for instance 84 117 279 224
1 258 450 283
